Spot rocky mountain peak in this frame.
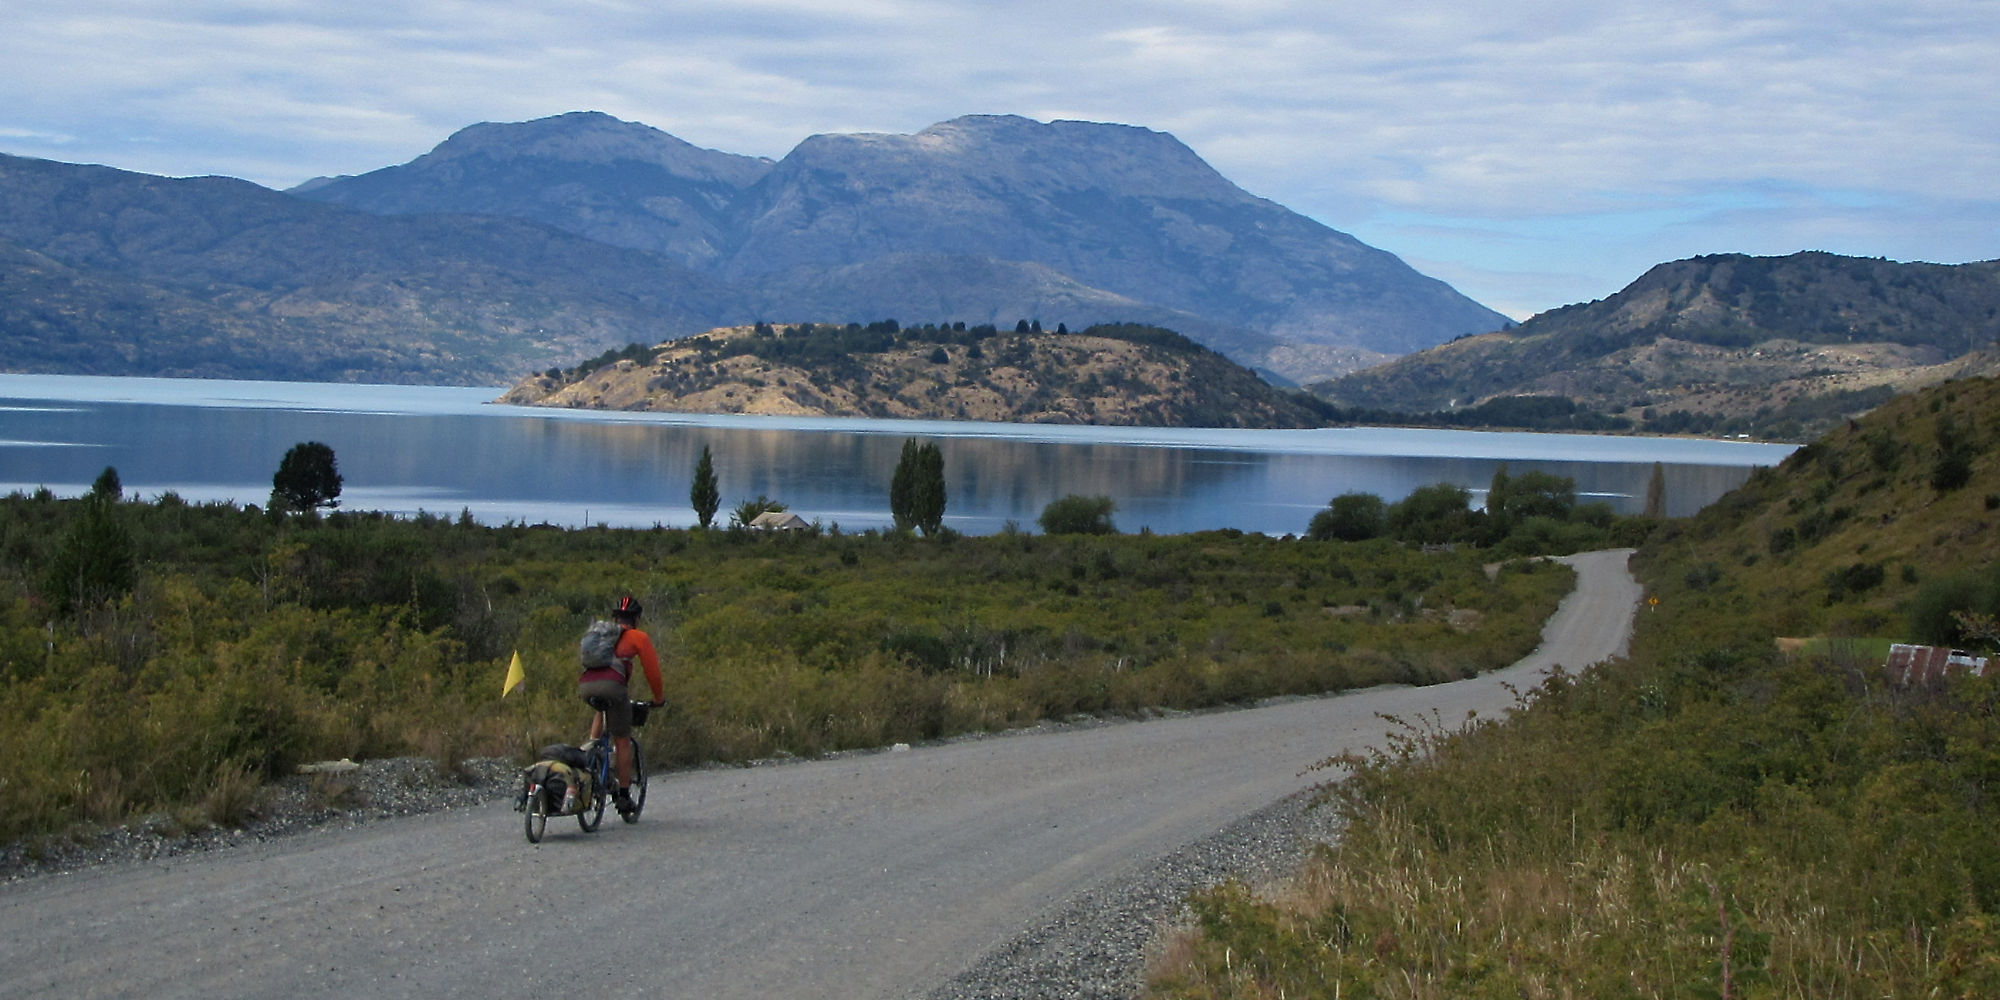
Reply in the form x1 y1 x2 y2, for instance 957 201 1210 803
412 111 772 187
778 114 1235 201
293 110 773 268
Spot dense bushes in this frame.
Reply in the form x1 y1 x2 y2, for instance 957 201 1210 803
1038 494 1119 535
0 492 1572 844
1304 466 1646 556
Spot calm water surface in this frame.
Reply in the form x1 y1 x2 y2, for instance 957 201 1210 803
0 374 1796 535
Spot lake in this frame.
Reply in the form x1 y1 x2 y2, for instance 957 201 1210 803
0 374 1796 535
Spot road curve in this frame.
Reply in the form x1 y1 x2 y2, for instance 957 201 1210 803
0 550 1639 1000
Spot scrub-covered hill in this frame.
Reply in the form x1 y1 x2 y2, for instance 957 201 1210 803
498 320 1335 428
1313 252 2000 440
1151 375 2000 998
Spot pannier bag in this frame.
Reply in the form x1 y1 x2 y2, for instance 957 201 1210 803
522 759 590 814
537 744 591 770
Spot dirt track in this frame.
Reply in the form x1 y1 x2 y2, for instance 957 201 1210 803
0 549 1639 1000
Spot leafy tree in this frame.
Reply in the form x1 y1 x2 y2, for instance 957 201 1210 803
730 495 787 528
690 445 720 529
1907 568 2000 646
40 493 135 614
890 439 948 536
1488 467 1577 526
1932 414 1974 492
1307 492 1387 541
89 466 122 502
270 441 343 513
1038 494 1117 535
1388 483 1479 545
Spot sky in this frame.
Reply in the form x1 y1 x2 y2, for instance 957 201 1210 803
3 1 1997 320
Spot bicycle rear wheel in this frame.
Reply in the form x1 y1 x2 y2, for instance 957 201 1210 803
578 745 607 833
622 738 647 822
524 777 547 844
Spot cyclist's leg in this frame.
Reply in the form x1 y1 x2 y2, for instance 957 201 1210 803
581 683 636 796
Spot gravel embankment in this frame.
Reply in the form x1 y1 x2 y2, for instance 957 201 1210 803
925 789 1342 1000
0 756 521 884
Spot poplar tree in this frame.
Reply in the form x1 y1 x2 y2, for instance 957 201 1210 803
1643 462 1667 518
912 441 946 536
890 438 947 536
890 439 921 533
690 445 720 529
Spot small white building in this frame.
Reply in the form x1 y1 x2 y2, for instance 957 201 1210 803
1885 643 1991 687
748 511 810 531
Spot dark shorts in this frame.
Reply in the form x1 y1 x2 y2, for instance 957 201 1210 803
578 679 633 737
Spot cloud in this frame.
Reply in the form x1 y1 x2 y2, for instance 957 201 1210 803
0 126 76 144
2 0 1995 315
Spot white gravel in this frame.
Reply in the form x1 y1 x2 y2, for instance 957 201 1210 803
5 745 1344 1000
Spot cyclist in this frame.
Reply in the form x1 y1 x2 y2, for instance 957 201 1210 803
578 595 664 819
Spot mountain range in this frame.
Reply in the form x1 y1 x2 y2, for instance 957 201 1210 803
0 111 1511 386
7 111 1996 435
293 112 1509 382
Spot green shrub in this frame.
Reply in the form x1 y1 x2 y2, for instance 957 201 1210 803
1037 495 1118 535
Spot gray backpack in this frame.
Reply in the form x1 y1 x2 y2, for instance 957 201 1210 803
578 620 626 677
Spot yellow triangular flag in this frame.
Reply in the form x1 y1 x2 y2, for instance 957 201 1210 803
502 650 526 698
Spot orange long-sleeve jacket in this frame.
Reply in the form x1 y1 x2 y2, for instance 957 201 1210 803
580 626 663 701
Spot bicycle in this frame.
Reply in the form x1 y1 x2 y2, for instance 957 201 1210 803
521 697 651 843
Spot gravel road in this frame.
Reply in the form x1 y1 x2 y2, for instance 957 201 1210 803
0 549 1638 1000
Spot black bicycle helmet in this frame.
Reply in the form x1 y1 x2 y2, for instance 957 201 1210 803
613 595 642 620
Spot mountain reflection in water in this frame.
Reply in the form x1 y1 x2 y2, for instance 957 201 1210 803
0 375 1795 534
